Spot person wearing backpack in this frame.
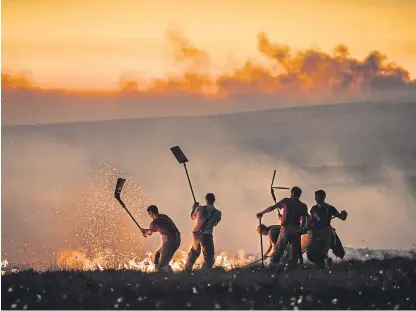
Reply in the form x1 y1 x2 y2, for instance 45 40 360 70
184 193 222 271
307 190 347 270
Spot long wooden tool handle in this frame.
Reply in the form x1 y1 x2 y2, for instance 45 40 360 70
123 206 143 230
271 170 282 217
184 163 196 203
259 218 265 268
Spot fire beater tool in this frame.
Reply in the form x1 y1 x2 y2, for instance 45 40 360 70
259 217 265 268
256 170 291 268
114 177 143 230
271 169 290 219
170 146 199 217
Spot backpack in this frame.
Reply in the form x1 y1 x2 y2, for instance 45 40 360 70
196 206 219 234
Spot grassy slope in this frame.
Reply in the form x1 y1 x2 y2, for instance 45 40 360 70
2 258 416 310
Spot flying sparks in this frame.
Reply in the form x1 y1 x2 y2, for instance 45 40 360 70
67 164 150 268
3 163 258 274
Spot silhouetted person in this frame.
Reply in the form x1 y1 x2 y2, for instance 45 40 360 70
141 205 181 272
307 190 347 270
185 193 222 271
257 224 281 259
257 186 308 269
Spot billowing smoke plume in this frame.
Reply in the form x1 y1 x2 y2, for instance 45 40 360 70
2 31 415 125
106 31 416 96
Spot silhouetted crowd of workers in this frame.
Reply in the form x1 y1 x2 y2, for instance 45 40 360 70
141 187 347 272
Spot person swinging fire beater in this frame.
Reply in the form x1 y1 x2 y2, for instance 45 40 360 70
256 186 308 269
141 205 181 272
185 193 222 271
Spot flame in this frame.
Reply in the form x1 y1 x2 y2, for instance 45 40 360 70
1 260 9 276
50 165 256 273
60 164 149 269
1 259 20 276
56 249 256 273
1 165 258 274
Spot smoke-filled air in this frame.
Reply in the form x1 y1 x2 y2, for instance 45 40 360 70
2 96 416 272
2 12 416 275
2 2 416 308
2 30 416 125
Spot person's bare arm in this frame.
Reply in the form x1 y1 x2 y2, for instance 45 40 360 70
213 210 222 226
331 206 347 221
303 214 313 231
191 203 200 220
338 211 347 220
142 220 157 237
141 228 152 237
300 216 307 228
257 199 284 218
299 205 309 232
256 205 276 218
299 216 308 234
263 241 272 258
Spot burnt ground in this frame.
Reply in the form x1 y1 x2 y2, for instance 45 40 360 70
2 258 416 310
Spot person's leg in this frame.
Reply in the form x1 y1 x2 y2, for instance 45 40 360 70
301 231 312 254
326 256 333 268
281 243 291 264
288 233 301 268
307 234 320 266
322 228 333 269
297 233 304 264
185 233 201 271
158 239 177 271
307 231 328 270
201 234 215 269
175 236 181 254
154 247 162 271
270 226 289 265
316 256 326 270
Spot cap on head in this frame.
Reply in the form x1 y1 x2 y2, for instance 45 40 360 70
291 186 302 197
147 205 159 215
315 190 326 200
206 193 216 205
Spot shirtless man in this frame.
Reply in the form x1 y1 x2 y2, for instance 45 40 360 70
141 205 181 272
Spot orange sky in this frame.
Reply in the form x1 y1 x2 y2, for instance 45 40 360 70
2 0 416 90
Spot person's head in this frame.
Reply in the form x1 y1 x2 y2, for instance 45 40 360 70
315 190 326 204
256 224 269 235
291 186 302 198
147 205 159 219
205 193 216 205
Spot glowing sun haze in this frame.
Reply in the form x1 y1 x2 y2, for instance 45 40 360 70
3 0 416 90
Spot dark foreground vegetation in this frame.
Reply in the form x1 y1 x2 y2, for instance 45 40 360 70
2 258 416 310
